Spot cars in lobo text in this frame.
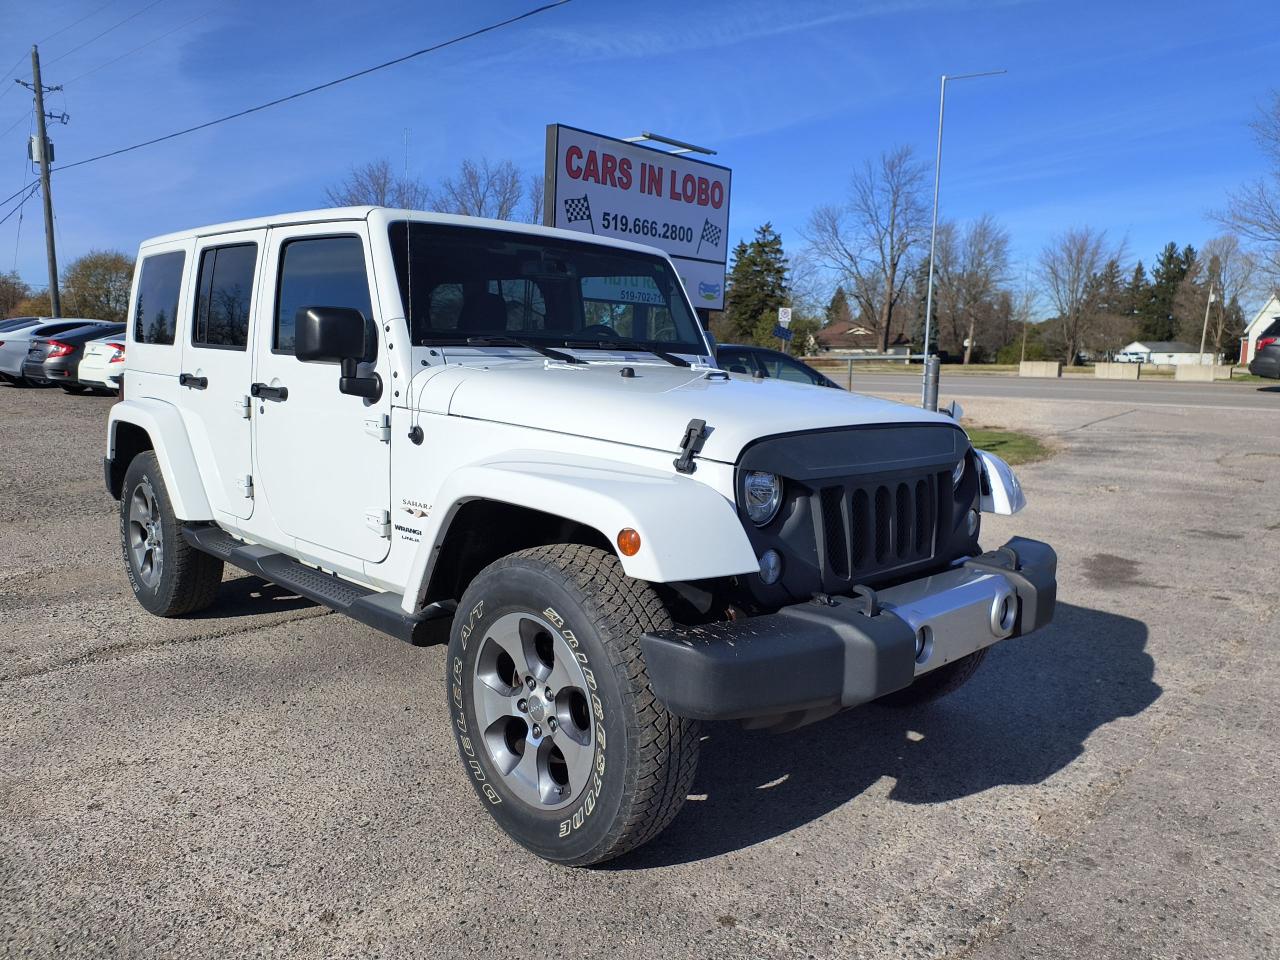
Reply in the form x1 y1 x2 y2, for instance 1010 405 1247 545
104 207 1057 866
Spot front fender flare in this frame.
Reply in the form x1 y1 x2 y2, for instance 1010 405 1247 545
108 399 213 522
402 453 759 613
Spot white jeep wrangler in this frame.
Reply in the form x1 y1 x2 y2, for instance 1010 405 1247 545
105 207 1056 865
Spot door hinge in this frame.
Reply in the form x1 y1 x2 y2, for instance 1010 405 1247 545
363 414 392 442
365 508 391 538
236 474 254 499
235 395 251 419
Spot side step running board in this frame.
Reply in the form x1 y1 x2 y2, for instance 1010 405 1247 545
182 525 454 645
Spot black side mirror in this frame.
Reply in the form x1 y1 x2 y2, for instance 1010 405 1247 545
294 306 381 401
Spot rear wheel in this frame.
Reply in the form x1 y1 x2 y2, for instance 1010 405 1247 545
119 452 223 616
448 544 700 866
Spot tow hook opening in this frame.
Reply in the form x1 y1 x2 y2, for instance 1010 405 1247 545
914 626 934 665
991 589 1017 638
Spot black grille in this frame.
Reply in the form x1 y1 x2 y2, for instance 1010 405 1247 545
815 470 946 587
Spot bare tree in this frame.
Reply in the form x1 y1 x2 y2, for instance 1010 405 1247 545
1038 227 1114 365
1175 234 1260 356
524 174 545 225
1220 93 1280 286
430 158 525 221
806 146 928 352
325 159 430 209
931 214 1011 363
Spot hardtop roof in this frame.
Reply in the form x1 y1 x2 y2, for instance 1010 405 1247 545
137 207 671 260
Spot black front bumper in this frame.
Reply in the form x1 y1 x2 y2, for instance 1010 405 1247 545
641 537 1057 724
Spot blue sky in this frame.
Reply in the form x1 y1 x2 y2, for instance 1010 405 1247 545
1 0 1277 315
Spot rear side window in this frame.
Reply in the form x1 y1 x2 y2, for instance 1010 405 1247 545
192 243 257 349
133 251 185 345
1263 318 1280 338
274 236 372 353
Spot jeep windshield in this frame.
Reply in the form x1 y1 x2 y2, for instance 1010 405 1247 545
388 221 708 358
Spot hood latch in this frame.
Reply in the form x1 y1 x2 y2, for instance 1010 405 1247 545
673 418 708 474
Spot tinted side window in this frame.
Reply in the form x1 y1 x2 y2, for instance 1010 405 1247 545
718 348 756 374
133 251 185 345
274 236 372 353
1263 318 1280 337
192 244 257 349
762 354 820 384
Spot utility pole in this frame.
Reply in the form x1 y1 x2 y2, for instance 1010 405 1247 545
25 46 62 317
1198 281 1216 365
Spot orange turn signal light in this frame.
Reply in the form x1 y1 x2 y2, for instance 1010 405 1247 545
617 528 641 557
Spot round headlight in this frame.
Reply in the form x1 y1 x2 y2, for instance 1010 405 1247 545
742 471 783 526
952 456 966 489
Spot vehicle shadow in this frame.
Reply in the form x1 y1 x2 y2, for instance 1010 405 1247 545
1256 385 1280 393
182 574 316 619
613 601 1158 869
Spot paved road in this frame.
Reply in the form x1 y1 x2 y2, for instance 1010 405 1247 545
845 371 1280 411
3 385 1278 959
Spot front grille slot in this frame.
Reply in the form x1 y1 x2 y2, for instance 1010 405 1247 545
817 470 945 588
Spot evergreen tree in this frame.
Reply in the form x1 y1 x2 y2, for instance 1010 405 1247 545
723 223 790 344
1140 242 1193 341
825 286 853 327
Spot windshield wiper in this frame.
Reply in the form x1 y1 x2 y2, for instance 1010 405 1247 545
465 336 584 364
564 339 691 367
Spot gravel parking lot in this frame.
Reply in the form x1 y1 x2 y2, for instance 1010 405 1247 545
3 382 1278 959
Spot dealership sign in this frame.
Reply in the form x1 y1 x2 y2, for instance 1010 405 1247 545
545 123 732 310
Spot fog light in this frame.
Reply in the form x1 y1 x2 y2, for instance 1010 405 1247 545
967 508 980 537
758 549 782 585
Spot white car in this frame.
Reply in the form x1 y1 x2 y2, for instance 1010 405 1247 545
104 207 1057 866
77 333 126 392
0 318 105 386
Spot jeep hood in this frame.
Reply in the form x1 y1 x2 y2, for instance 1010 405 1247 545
416 359 954 464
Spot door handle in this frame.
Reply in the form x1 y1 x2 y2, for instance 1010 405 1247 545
179 373 208 390
250 382 288 402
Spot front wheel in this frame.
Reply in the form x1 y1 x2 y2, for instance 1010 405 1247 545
447 544 700 866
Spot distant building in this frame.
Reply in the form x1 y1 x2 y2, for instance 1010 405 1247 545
1117 340 1210 365
1242 294 1280 364
815 323 911 359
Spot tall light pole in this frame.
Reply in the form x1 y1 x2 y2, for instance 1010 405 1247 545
921 69 1005 409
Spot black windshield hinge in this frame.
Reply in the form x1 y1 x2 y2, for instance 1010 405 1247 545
673 418 708 474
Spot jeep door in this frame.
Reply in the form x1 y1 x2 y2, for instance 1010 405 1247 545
179 231 263 520
251 224 391 563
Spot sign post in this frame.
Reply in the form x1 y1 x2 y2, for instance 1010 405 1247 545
776 307 793 353
545 124 732 314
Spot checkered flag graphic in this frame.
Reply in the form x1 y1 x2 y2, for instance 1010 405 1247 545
696 217 722 255
563 194 594 233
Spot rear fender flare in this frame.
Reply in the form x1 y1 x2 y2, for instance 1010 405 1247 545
108 399 213 521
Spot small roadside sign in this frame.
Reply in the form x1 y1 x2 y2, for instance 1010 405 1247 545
773 324 793 342
777 307 792 328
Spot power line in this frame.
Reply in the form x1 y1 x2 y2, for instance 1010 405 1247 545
47 0 169 67
0 182 40 227
52 0 572 174
63 10 213 87
0 0 114 102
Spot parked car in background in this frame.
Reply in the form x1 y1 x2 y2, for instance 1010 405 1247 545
716 343 840 388
0 319 111 386
22 322 124 391
1249 318 1280 379
77 333 127 393
0 316 43 335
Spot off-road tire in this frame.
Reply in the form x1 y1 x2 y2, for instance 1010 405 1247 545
878 647 989 707
119 452 223 617
447 544 700 866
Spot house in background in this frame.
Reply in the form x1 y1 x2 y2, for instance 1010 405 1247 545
1241 294 1280 364
1117 340 1210 365
815 323 912 360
